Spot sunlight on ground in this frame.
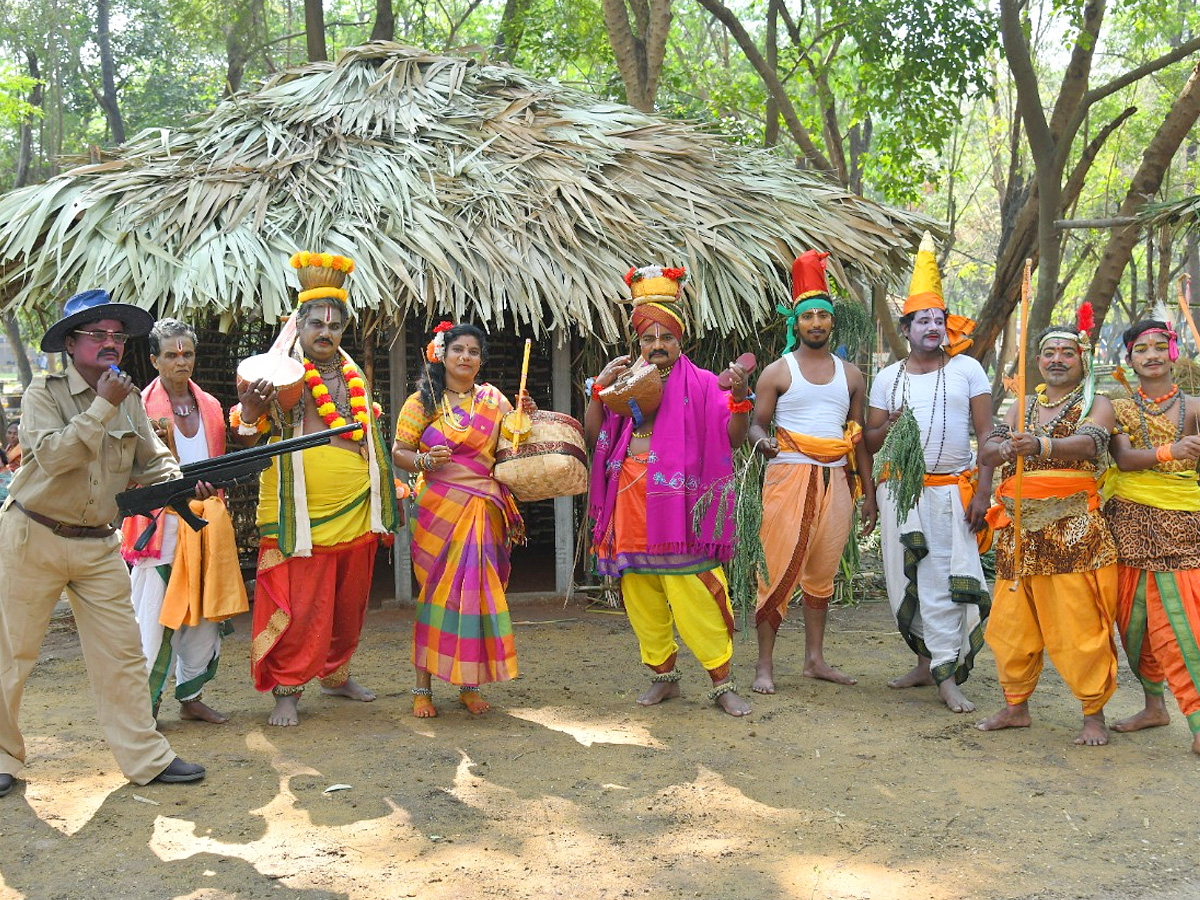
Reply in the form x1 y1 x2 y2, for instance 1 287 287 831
22 742 125 836
775 856 958 900
506 706 667 748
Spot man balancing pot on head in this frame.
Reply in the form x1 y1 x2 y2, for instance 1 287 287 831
866 232 994 714
233 251 400 728
585 264 753 717
0 290 213 796
1102 320 1200 754
977 308 1120 747
748 250 877 694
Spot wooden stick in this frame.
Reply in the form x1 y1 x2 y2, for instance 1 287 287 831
512 338 532 452
1011 259 1033 591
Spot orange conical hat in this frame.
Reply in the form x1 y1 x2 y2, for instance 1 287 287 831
902 232 944 316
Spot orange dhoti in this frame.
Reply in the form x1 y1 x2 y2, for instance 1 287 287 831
756 462 852 630
988 566 1119 715
1116 566 1200 734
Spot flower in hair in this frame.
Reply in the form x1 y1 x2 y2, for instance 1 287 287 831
426 321 456 364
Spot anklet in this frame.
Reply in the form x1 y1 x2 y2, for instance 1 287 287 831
651 670 682 683
458 685 480 693
708 681 737 701
273 684 304 697
411 687 433 697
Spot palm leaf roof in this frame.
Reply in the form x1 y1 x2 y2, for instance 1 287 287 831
0 42 937 340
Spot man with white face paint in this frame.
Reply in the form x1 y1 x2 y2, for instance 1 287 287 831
866 233 994 715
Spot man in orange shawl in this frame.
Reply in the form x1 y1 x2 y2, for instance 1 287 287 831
120 319 247 724
978 319 1119 747
748 251 876 693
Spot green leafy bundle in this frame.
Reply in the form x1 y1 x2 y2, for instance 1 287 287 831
691 444 770 633
871 406 926 522
832 299 873 359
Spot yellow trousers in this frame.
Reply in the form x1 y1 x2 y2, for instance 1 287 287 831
987 565 1118 715
621 569 734 674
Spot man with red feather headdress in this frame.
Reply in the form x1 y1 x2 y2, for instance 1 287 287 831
978 302 1121 747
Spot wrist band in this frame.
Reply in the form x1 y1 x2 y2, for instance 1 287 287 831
1156 443 1174 463
1039 436 1051 458
727 397 753 415
229 403 270 435
590 379 604 403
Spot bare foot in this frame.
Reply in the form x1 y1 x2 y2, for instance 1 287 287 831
751 662 775 694
1112 707 1170 732
321 677 376 702
804 659 857 685
976 702 1031 732
1112 694 1170 733
937 680 975 714
179 699 229 724
268 694 300 727
637 681 680 706
715 689 752 717
458 689 490 714
1192 732 1200 756
1074 713 1109 747
413 694 437 718
889 663 935 689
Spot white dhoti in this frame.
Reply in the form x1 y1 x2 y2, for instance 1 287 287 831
129 513 222 706
879 481 989 685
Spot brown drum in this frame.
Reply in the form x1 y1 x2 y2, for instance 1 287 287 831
236 353 306 413
493 411 589 502
599 358 662 421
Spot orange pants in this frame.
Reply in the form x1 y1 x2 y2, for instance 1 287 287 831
987 566 1118 716
1116 566 1200 734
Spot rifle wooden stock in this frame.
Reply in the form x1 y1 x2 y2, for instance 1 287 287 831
117 423 360 550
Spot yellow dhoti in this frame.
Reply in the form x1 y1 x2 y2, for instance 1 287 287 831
622 569 735 677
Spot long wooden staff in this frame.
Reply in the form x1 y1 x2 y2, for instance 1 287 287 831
511 338 532 452
1011 258 1033 590
1179 274 1199 352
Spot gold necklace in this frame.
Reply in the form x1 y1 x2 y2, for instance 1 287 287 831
445 385 475 400
440 392 477 433
632 428 653 439
658 364 674 381
1035 384 1080 409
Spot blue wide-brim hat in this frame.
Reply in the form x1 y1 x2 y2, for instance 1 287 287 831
41 289 156 352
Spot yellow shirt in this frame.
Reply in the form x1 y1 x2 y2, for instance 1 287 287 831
10 362 180 527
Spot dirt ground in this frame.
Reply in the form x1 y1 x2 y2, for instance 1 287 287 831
1 583 1198 900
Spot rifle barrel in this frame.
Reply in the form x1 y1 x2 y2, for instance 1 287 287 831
177 423 360 475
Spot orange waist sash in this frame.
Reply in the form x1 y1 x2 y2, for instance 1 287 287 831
988 470 1100 531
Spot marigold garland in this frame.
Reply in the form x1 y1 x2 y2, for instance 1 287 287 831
303 356 370 441
290 250 355 273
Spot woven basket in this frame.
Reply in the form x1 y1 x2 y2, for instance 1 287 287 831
599 360 662 420
493 411 589 502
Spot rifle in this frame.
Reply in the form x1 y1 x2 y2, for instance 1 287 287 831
117 423 360 552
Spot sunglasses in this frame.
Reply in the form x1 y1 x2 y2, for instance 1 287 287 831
74 329 131 345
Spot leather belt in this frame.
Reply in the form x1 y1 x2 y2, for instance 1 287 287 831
12 501 116 539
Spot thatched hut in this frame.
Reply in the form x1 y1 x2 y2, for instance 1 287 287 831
0 42 937 597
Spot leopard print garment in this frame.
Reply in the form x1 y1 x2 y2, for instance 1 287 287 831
1105 397 1200 570
994 402 1116 580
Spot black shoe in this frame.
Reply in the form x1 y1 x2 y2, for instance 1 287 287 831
151 757 205 784
0 773 15 797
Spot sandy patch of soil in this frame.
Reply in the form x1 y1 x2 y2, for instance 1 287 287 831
0 593 1197 900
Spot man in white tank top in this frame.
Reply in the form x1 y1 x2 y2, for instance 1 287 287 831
748 251 877 694
866 233 994 715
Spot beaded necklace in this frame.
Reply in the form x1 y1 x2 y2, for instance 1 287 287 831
889 352 947 472
1131 384 1186 450
1026 384 1083 435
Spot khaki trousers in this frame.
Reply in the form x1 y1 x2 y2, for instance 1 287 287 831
0 506 175 784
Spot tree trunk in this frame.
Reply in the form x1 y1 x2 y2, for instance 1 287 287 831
1084 62 1200 330
305 0 327 62
873 283 906 361
14 50 42 191
602 0 672 112
95 0 126 145
371 0 395 42
493 0 531 60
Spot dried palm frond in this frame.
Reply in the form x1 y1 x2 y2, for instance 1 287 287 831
0 44 935 336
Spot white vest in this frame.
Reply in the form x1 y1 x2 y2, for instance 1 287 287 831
772 354 850 467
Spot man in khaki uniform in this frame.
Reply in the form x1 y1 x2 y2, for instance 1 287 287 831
0 289 210 796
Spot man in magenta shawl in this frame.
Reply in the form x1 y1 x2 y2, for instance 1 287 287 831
584 265 753 717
